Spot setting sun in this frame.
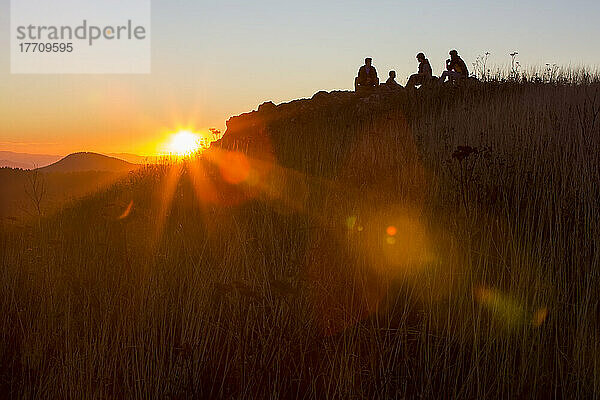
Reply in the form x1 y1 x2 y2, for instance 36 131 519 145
167 130 202 156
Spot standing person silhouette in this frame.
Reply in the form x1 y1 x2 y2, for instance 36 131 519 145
439 50 469 83
406 53 433 88
355 58 379 91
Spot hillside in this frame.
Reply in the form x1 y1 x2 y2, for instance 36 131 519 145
39 152 140 173
214 83 598 200
214 84 500 178
0 168 136 219
1 153 140 219
1 82 599 398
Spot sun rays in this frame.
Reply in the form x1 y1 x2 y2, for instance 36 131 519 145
167 130 203 156
161 128 223 158
148 136 550 338
148 143 440 335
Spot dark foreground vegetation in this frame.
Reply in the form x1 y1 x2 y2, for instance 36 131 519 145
0 168 132 221
1 74 599 398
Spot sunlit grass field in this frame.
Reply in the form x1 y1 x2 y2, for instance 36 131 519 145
1 74 599 398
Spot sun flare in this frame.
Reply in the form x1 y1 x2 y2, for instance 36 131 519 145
167 130 203 156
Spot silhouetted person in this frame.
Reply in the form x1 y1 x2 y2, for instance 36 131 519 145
439 50 469 83
386 70 401 87
355 58 379 91
406 53 433 88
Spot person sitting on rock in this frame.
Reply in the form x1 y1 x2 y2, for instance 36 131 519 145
355 58 379 91
406 53 433 88
386 70 402 88
439 50 469 83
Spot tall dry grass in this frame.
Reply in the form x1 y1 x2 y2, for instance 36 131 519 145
1 74 599 398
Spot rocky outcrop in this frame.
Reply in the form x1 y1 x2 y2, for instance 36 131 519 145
212 88 414 173
211 85 429 208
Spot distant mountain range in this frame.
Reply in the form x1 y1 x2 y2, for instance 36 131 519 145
39 152 140 173
0 151 62 169
0 151 152 170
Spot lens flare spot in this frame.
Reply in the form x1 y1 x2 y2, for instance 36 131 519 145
532 307 549 327
377 211 433 273
118 200 134 220
474 287 494 303
220 152 251 184
473 286 540 328
346 216 357 230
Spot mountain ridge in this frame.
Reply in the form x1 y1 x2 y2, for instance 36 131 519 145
39 152 140 173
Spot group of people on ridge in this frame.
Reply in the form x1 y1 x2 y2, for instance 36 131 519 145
355 50 469 91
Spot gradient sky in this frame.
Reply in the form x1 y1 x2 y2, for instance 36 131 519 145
1 0 599 156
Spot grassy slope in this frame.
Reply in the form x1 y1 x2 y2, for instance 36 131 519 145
1 82 599 398
0 168 134 220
